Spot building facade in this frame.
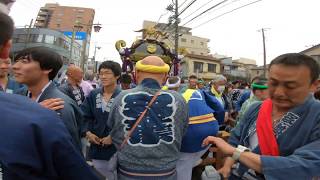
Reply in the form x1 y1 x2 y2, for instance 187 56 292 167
35 3 95 67
248 65 269 80
301 44 320 65
11 28 82 66
35 3 95 33
181 54 221 81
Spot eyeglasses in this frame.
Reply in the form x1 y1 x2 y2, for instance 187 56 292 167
99 72 114 77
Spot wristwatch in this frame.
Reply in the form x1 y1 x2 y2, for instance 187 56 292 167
232 145 250 161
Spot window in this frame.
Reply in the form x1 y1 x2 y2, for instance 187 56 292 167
257 70 260 75
16 34 27 43
44 35 55 44
181 38 186 42
208 63 216 73
30 34 43 43
194 62 203 73
200 42 204 46
191 40 194 44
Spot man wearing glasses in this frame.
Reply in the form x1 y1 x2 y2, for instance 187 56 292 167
81 61 122 179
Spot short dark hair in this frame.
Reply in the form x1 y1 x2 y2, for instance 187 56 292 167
15 47 63 80
168 76 180 84
251 76 263 83
189 75 197 79
269 53 320 83
120 73 132 84
98 61 122 77
0 12 13 46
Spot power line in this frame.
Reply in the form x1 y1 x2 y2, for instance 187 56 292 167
184 0 242 22
179 0 198 16
181 0 216 21
192 0 263 29
178 0 189 8
181 0 229 26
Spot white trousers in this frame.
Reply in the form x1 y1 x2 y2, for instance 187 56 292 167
176 147 209 180
92 155 117 180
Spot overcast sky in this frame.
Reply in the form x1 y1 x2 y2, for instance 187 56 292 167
9 0 320 65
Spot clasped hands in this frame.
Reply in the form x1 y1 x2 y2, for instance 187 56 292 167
86 131 112 146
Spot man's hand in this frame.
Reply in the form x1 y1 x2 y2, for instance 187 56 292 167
202 136 235 156
218 166 232 179
86 131 101 145
218 157 235 179
224 112 229 123
100 136 112 146
40 98 64 111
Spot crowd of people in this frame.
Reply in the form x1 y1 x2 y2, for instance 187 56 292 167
1 1 320 180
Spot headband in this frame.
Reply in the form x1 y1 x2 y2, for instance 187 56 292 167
136 60 170 73
166 77 181 89
251 83 268 89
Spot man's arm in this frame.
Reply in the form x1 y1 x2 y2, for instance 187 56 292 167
203 90 225 124
40 114 100 180
203 136 262 172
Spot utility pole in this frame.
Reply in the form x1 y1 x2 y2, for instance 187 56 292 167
69 27 76 64
174 0 179 76
259 28 268 78
24 19 33 49
93 45 101 73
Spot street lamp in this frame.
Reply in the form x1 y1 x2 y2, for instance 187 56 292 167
93 46 101 73
69 23 83 65
69 21 102 69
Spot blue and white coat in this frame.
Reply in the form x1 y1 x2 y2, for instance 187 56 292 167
108 78 189 174
81 87 121 160
229 95 320 179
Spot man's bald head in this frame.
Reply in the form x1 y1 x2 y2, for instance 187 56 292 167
135 56 169 86
67 65 82 74
66 66 83 85
140 56 167 66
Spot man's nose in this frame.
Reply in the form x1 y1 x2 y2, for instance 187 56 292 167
12 61 20 70
273 85 286 97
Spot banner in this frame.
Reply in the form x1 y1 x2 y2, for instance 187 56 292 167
63 31 87 40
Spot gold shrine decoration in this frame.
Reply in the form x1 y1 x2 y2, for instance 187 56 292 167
135 26 168 40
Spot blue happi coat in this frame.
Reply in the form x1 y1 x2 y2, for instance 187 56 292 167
81 87 121 160
180 89 224 153
108 78 189 174
0 92 99 180
229 95 320 179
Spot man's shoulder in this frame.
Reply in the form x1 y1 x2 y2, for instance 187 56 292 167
45 86 79 111
0 93 60 125
89 87 103 96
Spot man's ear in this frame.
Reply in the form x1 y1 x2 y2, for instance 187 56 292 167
0 40 12 59
311 79 320 92
162 73 168 85
43 69 53 78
